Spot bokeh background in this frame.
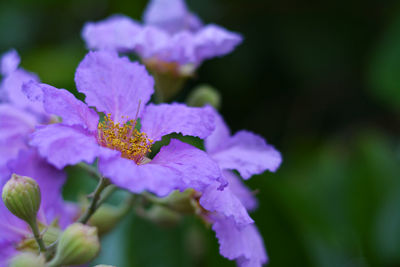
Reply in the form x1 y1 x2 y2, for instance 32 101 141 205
1 0 400 266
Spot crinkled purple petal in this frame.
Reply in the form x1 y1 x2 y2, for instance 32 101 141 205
205 107 281 178
24 81 99 131
82 15 141 52
0 104 36 141
223 170 258 211
1 69 43 114
143 0 202 34
210 130 282 179
199 182 253 228
130 26 195 64
7 149 77 227
204 107 231 154
193 24 243 64
140 103 215 142
21 79 43 102
99 154 178 197
213 217 267 267
30 124 104 169
99 139 222 196
75 51 154 123
0 104 36 170
1 49 20 76
0 137 28 177
157 31 195 64
149 139 224 192
132 26 170 59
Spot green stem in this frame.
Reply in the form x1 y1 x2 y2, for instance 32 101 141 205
78 177 110 224
28 220 47 253
95 185 117 209
44 241 57 261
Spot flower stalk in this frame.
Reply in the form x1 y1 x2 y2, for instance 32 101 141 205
79 176 110 224
28 220 47 253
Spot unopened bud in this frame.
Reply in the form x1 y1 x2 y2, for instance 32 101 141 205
2 174 41 224
187 84 221 109
147 205 181 227
10 252 46 267
48 223 100 266
94 265 116 267
159 189 197 214
89 203 123 235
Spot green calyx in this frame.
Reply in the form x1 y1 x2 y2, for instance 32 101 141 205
9 252 46 267
48 223 100 266
88 203 124 236
2 174 41 225
187 84 221 109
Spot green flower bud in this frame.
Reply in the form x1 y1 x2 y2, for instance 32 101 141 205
2 174 41 224
9 252 46 267
147 205 181 227
93 265 116 267
48 223 100 266
187 84 221 109
89 203 123 235
158 189 197 214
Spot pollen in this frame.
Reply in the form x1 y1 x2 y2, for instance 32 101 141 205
97 114 153 164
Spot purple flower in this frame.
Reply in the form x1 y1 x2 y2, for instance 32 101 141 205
212 217 267 267
197 108 282 267
0 50 52 179
0 104 36 178
0 52 76 265
205 109 282 179
143 0 202 34
0 50 44 116
82 0 242 70
1 49 20 76
0 150 77 265
28 51 223 197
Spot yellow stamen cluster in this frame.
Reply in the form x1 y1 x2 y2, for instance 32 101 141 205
97 114 153 163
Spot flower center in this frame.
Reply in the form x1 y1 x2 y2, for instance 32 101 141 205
97 114 153 164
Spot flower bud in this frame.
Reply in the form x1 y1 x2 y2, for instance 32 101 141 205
147 205 181 227
187 84 221 109
9 252 46 267
2 174 41 224
94 265 116 267
159 189 197 214
48 223 100 266
89 203 123 235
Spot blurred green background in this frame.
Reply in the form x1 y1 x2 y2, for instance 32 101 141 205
2 0 400 266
